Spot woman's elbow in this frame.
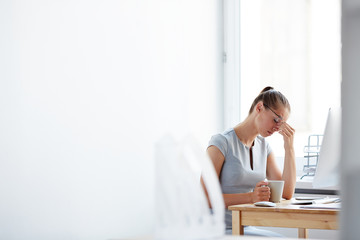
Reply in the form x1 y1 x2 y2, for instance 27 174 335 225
282 191 294 200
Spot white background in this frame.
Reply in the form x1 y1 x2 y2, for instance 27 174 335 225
0 0 222 239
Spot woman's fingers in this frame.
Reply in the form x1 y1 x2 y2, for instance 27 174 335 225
255 181 268 189
252 181 271 202
278 123 295 149
279 128 291 137
259 186 270 192
279 123 293 133
278 123 295 137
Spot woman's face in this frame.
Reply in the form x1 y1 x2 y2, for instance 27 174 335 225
257 103 290 137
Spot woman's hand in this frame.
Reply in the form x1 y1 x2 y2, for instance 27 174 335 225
251 181 270 203
276 122 296 199
278 122 295 150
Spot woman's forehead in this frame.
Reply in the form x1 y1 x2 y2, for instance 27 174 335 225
277 107 290 120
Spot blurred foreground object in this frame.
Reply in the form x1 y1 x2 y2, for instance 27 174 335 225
155 135 225 240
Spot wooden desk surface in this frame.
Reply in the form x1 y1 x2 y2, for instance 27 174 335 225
228 200 339 215
126 236 303 240
229 200 339 237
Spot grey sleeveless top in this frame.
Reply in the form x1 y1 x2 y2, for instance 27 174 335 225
208 128 272 229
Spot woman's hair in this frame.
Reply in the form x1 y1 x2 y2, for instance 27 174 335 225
248 86 291 115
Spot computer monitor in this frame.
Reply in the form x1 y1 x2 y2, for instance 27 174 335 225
312 107 341 189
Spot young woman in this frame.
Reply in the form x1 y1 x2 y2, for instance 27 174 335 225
207 86 296 236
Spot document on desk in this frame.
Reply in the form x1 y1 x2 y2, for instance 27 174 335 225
300 202 341 209
292 197 340 205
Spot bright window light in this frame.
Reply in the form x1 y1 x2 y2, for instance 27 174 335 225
239 0 341 159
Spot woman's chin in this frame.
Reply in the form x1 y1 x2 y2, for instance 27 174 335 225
259 132 269 138
263 131 273 137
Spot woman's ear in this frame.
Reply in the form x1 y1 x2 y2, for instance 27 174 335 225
256 101 263 113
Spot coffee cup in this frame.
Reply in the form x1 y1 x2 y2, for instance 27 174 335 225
267 180 284 203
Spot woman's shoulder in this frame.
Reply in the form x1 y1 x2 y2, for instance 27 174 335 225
209 128 235 145
212 128 235 140
222 128 236 137
208 129 236 155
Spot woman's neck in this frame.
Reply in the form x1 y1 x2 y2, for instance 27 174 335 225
233 117 259 147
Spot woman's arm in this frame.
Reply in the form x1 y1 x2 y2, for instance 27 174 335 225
222 181 270 207
266 122 296 199
206 146 270 208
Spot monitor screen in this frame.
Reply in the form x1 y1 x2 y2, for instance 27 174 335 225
312 107 341 189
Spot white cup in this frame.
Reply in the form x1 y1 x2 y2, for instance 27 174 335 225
267 180 284 203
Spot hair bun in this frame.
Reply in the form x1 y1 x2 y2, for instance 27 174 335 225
260 86 274 94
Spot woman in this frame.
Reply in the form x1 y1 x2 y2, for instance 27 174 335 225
207 86 296 236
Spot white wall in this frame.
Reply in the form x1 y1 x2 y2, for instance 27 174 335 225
0 0 223 239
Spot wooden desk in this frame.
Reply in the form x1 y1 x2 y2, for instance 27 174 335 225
128 236 300 240
228 200 339 238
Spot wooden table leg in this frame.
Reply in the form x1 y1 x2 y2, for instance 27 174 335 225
298 228 308 238
232 211 244 235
